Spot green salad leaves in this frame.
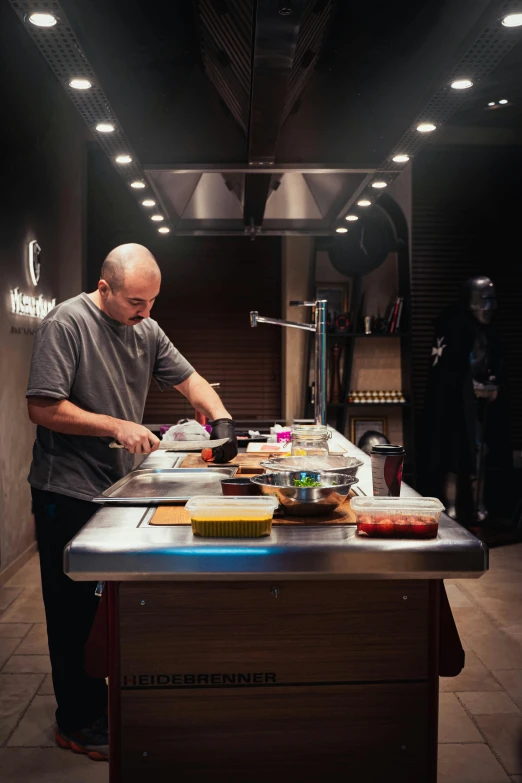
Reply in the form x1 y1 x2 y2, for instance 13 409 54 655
293 476 322 488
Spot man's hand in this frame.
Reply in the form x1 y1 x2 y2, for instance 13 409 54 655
27 398 161 454
209 418 238 464
113 421 160 454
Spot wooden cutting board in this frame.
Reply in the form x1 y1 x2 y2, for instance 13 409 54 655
149 493 356 526
180 454 266 470
169 454 357 526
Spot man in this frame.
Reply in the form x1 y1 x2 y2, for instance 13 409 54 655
26 243 237 762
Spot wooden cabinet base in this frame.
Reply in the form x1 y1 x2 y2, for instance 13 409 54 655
109 580 440 782
122 682 428 782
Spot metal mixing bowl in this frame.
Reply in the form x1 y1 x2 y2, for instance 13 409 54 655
260 455 363 478
251 471 359 516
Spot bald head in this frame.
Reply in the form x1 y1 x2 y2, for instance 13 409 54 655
100 243 160 292
95 244 161 326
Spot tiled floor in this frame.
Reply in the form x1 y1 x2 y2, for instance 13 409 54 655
2 548 522 781
438 544 522 783
0 555 108 782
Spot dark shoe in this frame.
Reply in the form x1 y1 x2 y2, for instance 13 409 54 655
55 715 108 762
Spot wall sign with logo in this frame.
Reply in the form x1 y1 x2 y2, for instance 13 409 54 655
29 240 41 285
9 240 57 319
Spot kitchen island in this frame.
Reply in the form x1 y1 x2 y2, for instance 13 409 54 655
65 431 487 783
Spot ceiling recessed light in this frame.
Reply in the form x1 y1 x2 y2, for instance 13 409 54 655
345 214 359 221
151 214 164 221
488 101 496 106
357 199 371 207
95 122 115 133
115 154 132 164
130 181 146 189
28 12 57 27
417 122 436 133
158 227 170 234
335 227 348 234
142 199 156 207
371 181 387 189
69 78 92 90
502 13 522 27
451 79 473 90
499 99 509 104
392 154 410 163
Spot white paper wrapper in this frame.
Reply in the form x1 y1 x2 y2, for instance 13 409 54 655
162 419 210 442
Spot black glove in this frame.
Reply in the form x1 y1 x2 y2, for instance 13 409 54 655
210 418 238 464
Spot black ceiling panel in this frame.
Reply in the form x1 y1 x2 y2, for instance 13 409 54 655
9 0 522 234
59 0 248 162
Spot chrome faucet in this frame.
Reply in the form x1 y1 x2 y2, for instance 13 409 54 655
250 300 327 426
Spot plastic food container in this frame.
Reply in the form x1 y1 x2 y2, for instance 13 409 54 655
291 424 330 457
185 496 279 538
351 496 445 539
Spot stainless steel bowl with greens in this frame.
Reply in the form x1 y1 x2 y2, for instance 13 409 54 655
260 455 363 478
250 471 358 516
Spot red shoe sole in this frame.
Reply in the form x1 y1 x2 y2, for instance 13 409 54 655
55 730 108 762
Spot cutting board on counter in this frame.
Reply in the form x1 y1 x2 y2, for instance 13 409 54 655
180 454 266 470
149 493 356 526
171 453 357 525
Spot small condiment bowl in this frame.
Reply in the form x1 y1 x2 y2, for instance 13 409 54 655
221 478 262 496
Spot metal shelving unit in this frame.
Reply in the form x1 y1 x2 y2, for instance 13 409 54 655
328 402 412 409
327 333 409 339
324 196 415 481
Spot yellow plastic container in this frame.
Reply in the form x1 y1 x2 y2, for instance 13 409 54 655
185 496 278 538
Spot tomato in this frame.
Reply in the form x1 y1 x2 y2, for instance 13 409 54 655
358 512 438 539
394 518 412 536
375 518 395 536
410 517 438 538
356 515 372 536
358 516 396 536
201 447 214 463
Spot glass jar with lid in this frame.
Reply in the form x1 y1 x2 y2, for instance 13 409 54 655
291 424 331 457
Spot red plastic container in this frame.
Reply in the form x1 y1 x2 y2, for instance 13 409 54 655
351 496 444 539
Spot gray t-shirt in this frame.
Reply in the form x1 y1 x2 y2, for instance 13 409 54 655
27 293 194 501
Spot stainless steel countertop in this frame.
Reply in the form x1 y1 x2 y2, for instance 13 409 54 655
64 431 488 581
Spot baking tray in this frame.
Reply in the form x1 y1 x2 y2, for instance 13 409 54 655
94 467 239 504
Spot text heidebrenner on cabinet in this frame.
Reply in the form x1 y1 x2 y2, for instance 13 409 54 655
122 672 278 688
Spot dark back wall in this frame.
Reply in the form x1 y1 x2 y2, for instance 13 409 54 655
0 3 86 573
87 148 282 422
142 237 281 423
411 145 522 456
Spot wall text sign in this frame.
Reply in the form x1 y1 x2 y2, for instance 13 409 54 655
10 288 56 318
9 240 56 319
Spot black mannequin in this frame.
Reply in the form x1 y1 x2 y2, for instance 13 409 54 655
423 276 504 526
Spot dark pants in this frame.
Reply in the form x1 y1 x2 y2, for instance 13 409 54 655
32 488 108 732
